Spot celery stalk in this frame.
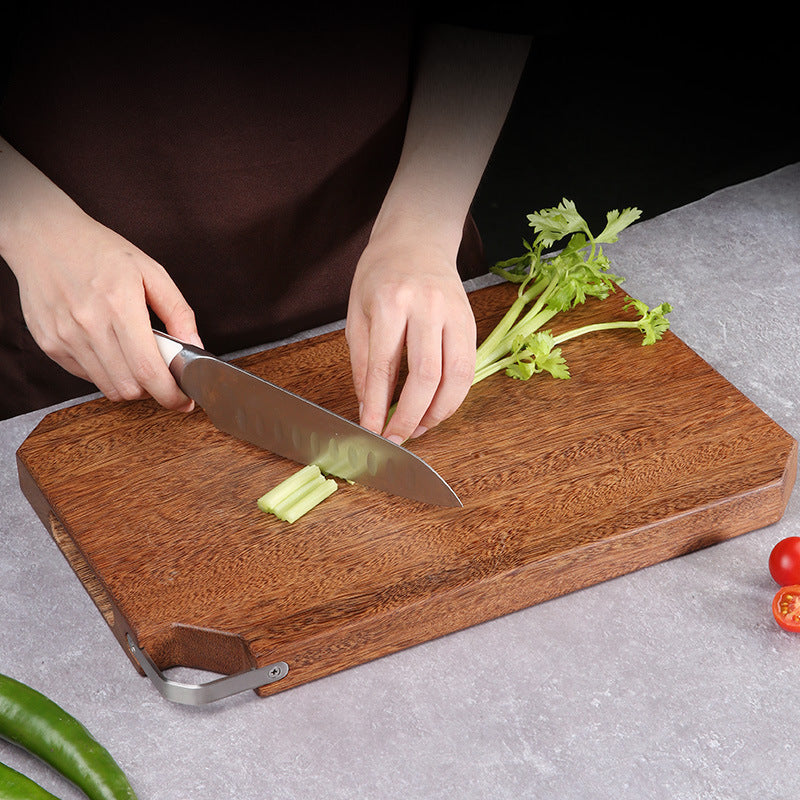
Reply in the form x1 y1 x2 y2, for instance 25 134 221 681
257 464 322 514
281 478 337 524
257 464 338 524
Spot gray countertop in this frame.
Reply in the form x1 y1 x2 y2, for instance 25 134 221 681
2 164 799 800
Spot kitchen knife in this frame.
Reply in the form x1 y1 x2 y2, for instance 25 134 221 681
153 330 462 507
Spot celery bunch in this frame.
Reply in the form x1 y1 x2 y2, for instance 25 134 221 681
473 199 672 384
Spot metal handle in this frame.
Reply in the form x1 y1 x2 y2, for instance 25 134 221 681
126 634 289 705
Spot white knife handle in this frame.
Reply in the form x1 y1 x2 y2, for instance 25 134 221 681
153 330 185 368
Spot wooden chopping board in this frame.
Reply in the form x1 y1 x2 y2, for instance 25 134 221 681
17 282 798 698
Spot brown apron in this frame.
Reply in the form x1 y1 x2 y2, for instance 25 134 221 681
0 7 485 419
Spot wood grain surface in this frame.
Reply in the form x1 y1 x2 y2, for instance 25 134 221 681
16 282 798 697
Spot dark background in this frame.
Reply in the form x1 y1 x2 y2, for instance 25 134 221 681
471 17 798 263
0 10 796 419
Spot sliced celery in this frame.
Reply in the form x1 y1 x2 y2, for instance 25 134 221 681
281 478 337 524
257 464 321 514
257 464 338 523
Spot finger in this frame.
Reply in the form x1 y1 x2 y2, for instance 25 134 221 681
49 325 130 402
105 258 201 410
55 261 193 410
413 317 475 436
382 313 443 443
50 353 92 384
345 311 370 410
112 294 195 411
71 313 154 403
30 300 134 401
357 310 406 436
115 323 195 410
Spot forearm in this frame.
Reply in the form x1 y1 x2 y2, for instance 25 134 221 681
373 24 531 249
0 136 85 266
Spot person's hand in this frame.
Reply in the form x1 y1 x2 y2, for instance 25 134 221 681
0 138 201 410
10 205 201 410
346 223 476 443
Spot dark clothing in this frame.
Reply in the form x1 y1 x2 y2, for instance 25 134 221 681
0 6 486 419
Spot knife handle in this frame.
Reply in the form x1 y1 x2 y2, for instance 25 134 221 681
153 330 185 368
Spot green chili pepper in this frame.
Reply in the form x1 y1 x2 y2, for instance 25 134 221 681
0 760 63 799
0 673 137 800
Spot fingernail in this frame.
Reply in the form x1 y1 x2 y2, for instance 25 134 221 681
387 434 405 446
410 425 428 439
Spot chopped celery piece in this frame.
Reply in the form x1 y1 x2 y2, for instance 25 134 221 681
281 478 337 524
257 464 321 514
270 473 327 519
257 464 338 524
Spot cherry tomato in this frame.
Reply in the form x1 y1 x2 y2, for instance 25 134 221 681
773 585 800 632
768 536 800 586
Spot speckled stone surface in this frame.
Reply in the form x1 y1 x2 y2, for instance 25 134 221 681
2 165 799 800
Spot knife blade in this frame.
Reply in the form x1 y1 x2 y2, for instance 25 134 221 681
153 330 462 507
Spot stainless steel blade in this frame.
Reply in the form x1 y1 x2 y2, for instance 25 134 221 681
154 331 461 507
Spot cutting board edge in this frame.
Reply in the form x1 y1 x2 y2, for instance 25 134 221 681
17 448 53 533
246 460 797 697
17 453 145 676
782 436 799 508
17 455 258 680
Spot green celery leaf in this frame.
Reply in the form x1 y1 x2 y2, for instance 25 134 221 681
505 331 571 380
595 207 642 243
624 297 673 344
526 199 589 248
536 348 571 379
505 361 538 380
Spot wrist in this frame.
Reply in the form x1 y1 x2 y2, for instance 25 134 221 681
370 183 469 262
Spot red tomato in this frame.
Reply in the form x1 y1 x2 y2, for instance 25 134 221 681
773 585 800 632
768 536 800 586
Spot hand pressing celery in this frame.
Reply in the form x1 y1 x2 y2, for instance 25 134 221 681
473 199 671 384
257 464 337 524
